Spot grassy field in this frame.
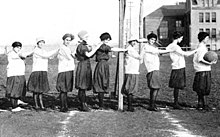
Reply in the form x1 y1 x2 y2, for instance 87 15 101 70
0 53 220 136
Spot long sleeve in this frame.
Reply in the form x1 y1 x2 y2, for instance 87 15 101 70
34 48 58 59
126 46 140 60
59 47 73 60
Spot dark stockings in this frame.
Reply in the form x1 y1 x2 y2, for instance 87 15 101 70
33 93 44 109
173 88 183 109
149 89 159 111
60 92 68 111
127 94 134 112
198 94 205 108
78 89 89 111
98 93 104 108
174 88 179 105
11 98 18 108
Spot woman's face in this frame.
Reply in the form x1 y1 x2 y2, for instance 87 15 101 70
203 36 209 44
64 37 72 46
82 34 89 41
148 38 156 45
178 36 183 43
87 45 92 52
103 38 111 44
130 41 138 47
14 46 21 53
37 40 45 48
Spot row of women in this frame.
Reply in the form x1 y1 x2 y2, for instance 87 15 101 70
5 30 216 113
5 31 128 112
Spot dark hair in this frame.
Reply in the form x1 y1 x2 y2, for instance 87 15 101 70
147 33 157 40
128 40 138 44
37 40 45 45
173 31 183 40
62 33 74 41
198 32 209 42
12 41 22 48
100 32 112 41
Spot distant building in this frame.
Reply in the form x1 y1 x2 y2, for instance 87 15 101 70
143 0 220 50
143 2 186 47
186 0 220 50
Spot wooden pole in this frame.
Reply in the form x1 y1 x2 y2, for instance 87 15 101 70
139 0 144 52
118 0 126 111
114 53 119 97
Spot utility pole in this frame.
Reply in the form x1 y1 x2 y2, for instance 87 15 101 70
118 0 126 111
139 0 144 52
125 19 129 44
128 1 133 39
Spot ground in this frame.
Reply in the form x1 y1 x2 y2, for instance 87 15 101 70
0 53 220 137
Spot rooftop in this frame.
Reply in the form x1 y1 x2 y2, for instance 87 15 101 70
145 3 186 18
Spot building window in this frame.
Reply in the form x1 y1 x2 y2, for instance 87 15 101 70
176 20 183 31
205 0 210 7
206 28 210 36
176 20 182 27
212 28 216 38
159 21 168 39
212 0 215 6
212 12 216 22
207 45 211 50
205 12 210 22
192 0 198 5
202 0 205 6
160 20 168 27
199 28 204 32
213 44 217 50
199 13 204 22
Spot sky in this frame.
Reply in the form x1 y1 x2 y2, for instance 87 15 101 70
0 0 185 48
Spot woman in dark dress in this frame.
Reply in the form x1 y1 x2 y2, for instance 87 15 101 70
75 30 103 111
93 32 127 109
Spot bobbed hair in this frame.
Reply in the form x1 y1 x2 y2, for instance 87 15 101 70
173 31 183 40
147 33 157 41
62 33 74 41
198 32 209 42
100 32 112 41
12 41 22 48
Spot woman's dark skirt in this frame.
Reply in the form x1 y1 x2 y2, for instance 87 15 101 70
121 74 138 95
93 60 109 93
6 75 26 98
56 71 74 93
146 70 161 90
193 71 211 96
169 68 186 89
27 71 50 93
75 60 92 90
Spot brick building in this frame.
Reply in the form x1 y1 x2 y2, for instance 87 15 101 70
143 2 186 47
186 0 220 50
143 0 220 50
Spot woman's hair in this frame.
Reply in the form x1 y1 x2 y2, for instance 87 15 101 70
12 41 22 48
62 33 74 41
198 32 209 42
100 32 112 41
173 31 183 40
128 39 138 45
147 33 157 40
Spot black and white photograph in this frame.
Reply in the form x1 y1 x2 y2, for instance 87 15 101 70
0 0 220 136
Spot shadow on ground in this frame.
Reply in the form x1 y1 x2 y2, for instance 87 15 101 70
0 91 196 112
